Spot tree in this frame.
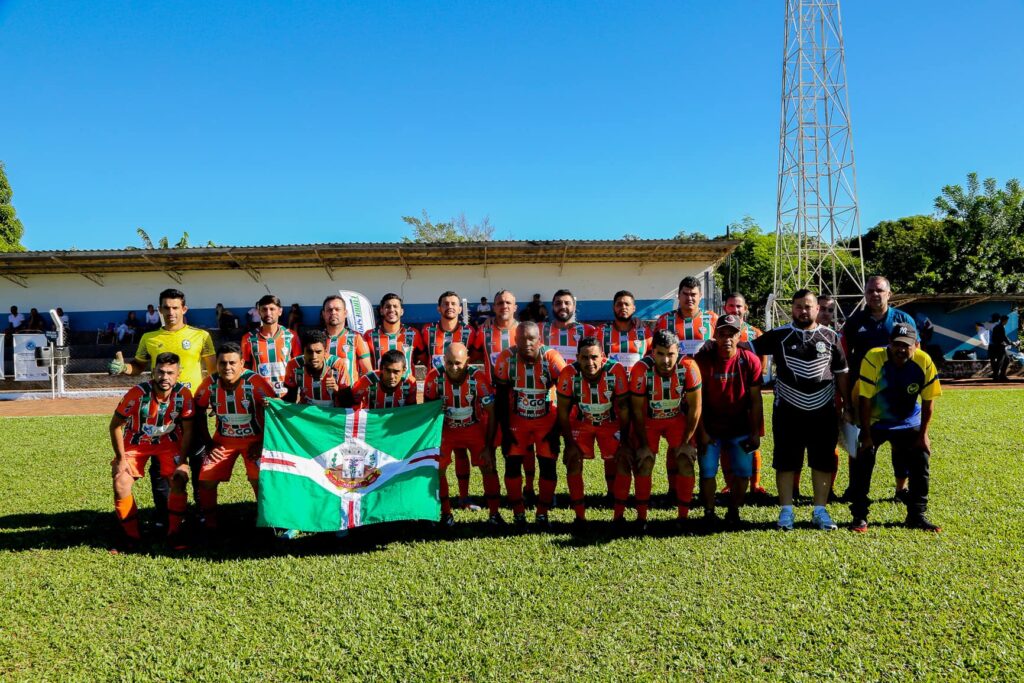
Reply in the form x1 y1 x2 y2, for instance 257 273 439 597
861 215 947 293
716 216 776 313
128 227 215 249
401 210 495 243
0 161 26 252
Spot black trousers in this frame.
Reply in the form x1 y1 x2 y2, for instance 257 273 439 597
849 427 930 521
990 350 1009 380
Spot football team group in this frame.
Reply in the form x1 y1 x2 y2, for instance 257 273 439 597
106 274 941 549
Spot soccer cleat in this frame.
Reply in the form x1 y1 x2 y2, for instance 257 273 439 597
894 488 912 505
513 512 528 529
439 513 455 529
906 516 941 532
534 512 550 529
850 518 868 533
275 528 300 540
166 532 189 551
724 507 742 528
335 529 349 539
486 512 506 527
812 508 838 531
777 507 795 531
633 519 648 535
458 498 482 512
750 485 769 496
612 517 629 534
571 517 588 534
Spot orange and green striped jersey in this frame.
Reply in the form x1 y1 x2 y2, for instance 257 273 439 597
115 381 195 447
327 328 371 385
596 320 651 369
363 325 418 376
415 322 475 372
349 372 419 409
241 326 301 397
539 321 597 363
423 367 495 429
654 309 718 356
193 370 276 443
492 346 567 419
629 356 701 420
556 359 630 427
284 354 348 407
471 321 518 379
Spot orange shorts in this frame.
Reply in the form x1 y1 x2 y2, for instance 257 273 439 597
644 418 687 453
440 423 488 468
508 413 557 458
199 439 262 482
573 423 621 460
116 445 179 479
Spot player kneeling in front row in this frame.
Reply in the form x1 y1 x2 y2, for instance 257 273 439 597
193 343 277 531
693 315 763 527
283 329 349 407
628 330 702 531
850 322 942 532
424 343 501 527
556 337 631 531
109 352 195 548
336 349 419 409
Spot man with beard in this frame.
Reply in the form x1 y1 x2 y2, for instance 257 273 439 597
363 293 417 375
540 289 596 364
629 330 702 531
594 290 649 496
321 295 373 386
109 352 194 548
423 343 501 527
283 329 348 407
241 294 301 398
556 337 631 530
337 349 419 409
492 322 567 528
193 343 277 531
750 290 850 531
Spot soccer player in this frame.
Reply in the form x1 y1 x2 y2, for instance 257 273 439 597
540 289 596 363
594 291 650 496
193 343 277 530
108 288 215 527
720 292 769 497
629 330 701 530
654 276 717 498
851 322 942 532
283 329 348 407
363 293 418 375
750 289 850 531
693 315 763 526
415 291 476 372
847 321 942 532
241 294 301 398
472 290 519 379
337 349 419 409
109 352 194 547
841 276 916 501
556 337 631 529
423 343 501 526
492 322 567 528
321 295 373 385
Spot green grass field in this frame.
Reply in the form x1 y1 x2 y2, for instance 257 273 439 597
2 390 1023 681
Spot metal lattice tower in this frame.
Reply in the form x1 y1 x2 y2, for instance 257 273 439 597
772 0 865 323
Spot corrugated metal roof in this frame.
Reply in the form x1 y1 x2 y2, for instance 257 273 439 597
0 239 740 285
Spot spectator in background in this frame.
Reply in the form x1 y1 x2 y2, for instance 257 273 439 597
521 294 548 323
247 304 261 332
216 304 240 339
116 311 140 342
989 314 1011 382
7 305 24 333
474 297 493 326
23 308 46 332
55 307 70 334
287 303 303 332
144 304 161 331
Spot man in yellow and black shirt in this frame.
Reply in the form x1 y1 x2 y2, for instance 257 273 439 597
109 288 216 526
852 321 942 532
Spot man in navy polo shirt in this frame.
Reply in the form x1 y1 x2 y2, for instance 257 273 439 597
841 276 916 500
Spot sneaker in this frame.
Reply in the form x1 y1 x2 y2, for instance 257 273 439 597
850 518 868 533
439 513 455 529
777 507 795 531
534 512 550 529
906 515 941 532
274 528 300 540
719 485 732 495
458 498 481 512
724 507 741 528
513 512 528 529
812 508 838 531
486 512 506 527
894 488 912 505
750 485 769 497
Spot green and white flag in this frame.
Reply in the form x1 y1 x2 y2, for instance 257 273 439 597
257 400 443 532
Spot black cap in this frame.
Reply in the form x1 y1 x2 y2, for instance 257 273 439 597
890 322 917 346
716 314 742 333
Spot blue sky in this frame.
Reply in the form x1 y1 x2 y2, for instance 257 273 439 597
2 0 1022 250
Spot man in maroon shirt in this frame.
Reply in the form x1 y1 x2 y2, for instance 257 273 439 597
694 314 764 526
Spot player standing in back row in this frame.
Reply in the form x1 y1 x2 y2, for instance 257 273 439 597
321 295 373 385
241 294 301 398
363 293 417 375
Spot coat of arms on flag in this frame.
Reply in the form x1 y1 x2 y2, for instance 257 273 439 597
257 400 443 532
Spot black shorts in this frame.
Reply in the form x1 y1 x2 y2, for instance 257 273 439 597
772 402 838 473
